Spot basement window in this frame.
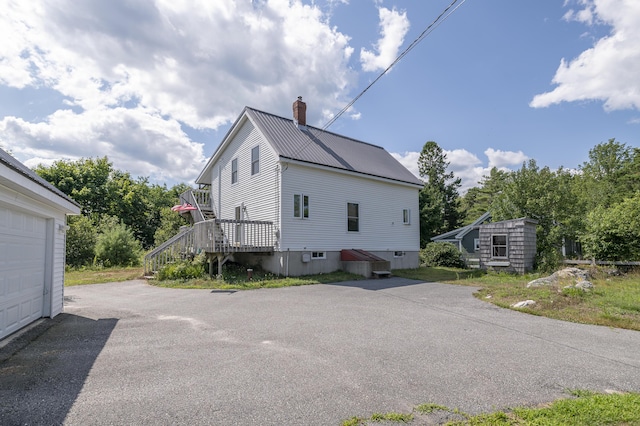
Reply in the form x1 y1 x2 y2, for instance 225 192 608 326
311 251 326 259
394 251 405 257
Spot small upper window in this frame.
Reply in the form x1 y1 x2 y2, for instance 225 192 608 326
251 146 260 175
347 202 359 232
402 209 410 225
294 194 309 219
492 234 508 258
231 158 238 184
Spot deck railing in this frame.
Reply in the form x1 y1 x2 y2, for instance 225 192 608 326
196 219 274 253
144 219 274 274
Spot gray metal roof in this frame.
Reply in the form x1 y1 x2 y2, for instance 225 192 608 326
0 147 80 207
431 211 492 242
245 108 423 186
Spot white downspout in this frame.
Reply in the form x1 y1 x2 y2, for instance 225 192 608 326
217 164 222 218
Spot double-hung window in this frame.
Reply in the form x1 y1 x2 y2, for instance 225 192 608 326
293 194 309 219
231 158 238 184
347 202 359 232
251 146 260 175
492 234 508 258
402 208 410 225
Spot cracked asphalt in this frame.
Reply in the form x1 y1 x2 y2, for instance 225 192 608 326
1 278 639 425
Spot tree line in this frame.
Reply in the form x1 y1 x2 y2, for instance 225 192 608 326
35 138 639 270
35 157 189 267
420 138 640 270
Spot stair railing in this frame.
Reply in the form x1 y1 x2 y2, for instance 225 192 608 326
144 226 196 275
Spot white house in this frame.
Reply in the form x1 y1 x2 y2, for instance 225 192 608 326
189 98 422 276
0 148 80 340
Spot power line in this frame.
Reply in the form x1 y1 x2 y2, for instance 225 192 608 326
322 0 467 131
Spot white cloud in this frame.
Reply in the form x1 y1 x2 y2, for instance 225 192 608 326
392 148 528 194
484 148 528 168
391 151 421 178
1 107 205 182
532 0 640 111
360 6 410 72
0 0 357 182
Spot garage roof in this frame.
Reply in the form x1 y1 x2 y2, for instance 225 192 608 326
0 147 81 209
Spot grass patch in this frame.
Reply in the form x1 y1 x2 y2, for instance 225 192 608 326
344 392 640 425
342 411 413 425
394 266 640 331
65 266 144 286
150 263 363 290
393 267 485 282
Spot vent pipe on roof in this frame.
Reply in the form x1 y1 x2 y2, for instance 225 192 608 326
292 96 306 127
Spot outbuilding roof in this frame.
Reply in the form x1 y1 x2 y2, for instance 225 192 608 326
431 211 492 242
197 107 424 187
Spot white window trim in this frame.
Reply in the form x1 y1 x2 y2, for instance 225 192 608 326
293 193 309 219
347 202 359 232
394 251 405 258
231 157 238 184
311 251 326 260
491 234 508 259
251 145 260 175
402 208 410 225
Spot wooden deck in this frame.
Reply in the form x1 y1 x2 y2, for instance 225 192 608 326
144 218 274 274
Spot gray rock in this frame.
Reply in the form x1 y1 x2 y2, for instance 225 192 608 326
512 300 536 308
575 280 594 291
526 277 556 288
555 267 590 280
527 267 591 288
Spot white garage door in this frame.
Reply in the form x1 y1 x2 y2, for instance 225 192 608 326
0 205 47 340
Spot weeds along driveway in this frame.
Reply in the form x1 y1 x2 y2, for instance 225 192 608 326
2 278 640 425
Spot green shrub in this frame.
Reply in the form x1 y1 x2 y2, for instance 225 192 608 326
66 215 97 267
420 242 465 268
94 221 142 267
157 253 207 281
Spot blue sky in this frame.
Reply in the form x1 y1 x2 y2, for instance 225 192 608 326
1 0 639 192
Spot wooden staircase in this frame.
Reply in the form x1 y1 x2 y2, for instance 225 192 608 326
144 189 275 276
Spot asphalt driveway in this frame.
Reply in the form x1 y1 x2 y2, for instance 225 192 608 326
1 278 639 425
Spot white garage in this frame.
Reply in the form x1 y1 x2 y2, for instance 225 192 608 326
0 148 80 341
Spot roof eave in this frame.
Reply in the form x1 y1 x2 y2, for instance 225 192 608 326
279 156 424 189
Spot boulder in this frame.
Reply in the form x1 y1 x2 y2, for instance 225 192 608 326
526 277 555 288
555 267 590 281
575 280 594 291
512 300 536 308
527 267 592 288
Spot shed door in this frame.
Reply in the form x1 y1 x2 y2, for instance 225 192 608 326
0 205 47 340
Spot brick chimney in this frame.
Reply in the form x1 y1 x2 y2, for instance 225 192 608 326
292 96 306 127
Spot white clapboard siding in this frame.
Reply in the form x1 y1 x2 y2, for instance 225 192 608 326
279 163 420 252
211 119 280 223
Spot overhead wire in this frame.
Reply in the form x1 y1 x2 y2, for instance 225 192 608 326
286 0 468 161
321 0 467 131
